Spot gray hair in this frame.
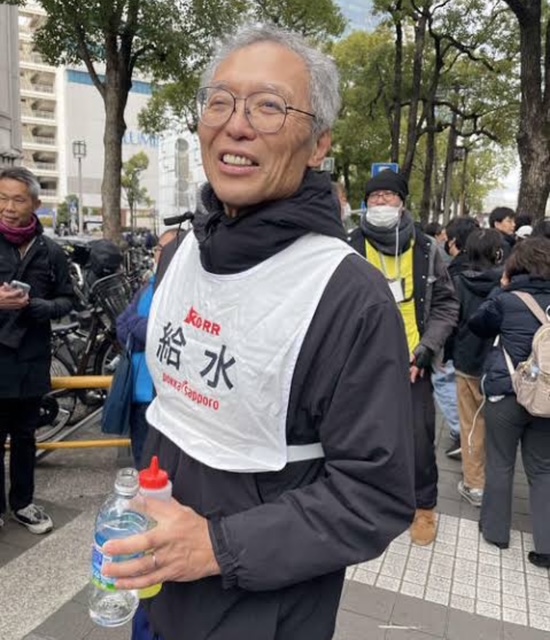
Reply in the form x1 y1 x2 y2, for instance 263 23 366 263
0 166 41 200
201 24 341 138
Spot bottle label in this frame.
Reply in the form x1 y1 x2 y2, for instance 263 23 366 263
91 544 117 591
91 511 149 592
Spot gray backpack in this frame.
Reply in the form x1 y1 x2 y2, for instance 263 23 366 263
503 291 550 417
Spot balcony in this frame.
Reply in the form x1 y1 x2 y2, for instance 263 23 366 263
22 132 57 149
25 161 59 175
21 106 56 122
19 50 53 69
20 78 55 96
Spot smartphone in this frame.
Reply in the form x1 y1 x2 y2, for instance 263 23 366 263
9 280 31 295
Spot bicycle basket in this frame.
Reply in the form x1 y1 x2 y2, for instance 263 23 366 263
89 273 134 324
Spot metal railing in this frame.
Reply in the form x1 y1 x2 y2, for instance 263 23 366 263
23 134 57 146
19 51 51 66
20 80 55 94
21 107 56 121
29 161 58 172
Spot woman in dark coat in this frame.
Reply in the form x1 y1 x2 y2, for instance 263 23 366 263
469 237 550 568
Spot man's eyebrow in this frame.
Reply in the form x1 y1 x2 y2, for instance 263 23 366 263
209 81 292 99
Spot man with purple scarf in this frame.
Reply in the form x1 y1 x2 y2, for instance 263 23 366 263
0 167 74 534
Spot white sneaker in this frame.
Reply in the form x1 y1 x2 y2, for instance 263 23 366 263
12 504 53 534
458 480 483 507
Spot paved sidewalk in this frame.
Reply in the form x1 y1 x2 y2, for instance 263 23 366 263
1 411 548 640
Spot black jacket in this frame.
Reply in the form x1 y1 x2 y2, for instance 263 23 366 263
468 276 550 396
145 170 416 640
451 267 503 376
500 232 516 260
0 227 74 398
348 224 459 358
447 251 470 278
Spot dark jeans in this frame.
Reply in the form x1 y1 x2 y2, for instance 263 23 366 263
130 402 151 468
411 376 438 509
482 395 550 553
0 397 42 514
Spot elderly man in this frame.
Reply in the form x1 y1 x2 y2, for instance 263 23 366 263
0 166 74 534
105 25 415 640
348 169 459 547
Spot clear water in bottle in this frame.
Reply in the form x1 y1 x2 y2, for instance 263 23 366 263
89 468 150 627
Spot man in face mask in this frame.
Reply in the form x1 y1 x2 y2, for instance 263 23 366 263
348 169 459 546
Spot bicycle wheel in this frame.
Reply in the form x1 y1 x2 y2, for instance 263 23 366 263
93 337 122 376
36 357 77 443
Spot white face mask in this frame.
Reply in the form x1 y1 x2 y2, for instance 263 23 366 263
366 204 401 229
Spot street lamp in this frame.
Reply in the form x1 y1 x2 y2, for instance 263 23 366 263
72 140 87 235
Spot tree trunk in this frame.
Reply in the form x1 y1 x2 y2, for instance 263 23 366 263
419 102 436 227
459 147 469 216
102 86 126 241
442 112 458 224
390 4 403 164
401 13 427 179
101 48 131 242
507 0 550 220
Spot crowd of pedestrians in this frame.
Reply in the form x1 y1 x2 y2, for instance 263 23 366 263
422 209 550 570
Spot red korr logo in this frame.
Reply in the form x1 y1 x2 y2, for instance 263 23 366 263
184 306 221 336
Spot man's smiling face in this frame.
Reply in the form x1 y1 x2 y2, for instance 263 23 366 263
198 41 331 211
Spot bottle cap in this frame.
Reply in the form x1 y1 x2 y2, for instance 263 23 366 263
139 456 169 490
115 467 139 496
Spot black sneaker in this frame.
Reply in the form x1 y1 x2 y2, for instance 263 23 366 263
445 438 461 459
12 503 53 534
528 552 550 569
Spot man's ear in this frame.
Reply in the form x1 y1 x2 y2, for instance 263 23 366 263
307 131 332 169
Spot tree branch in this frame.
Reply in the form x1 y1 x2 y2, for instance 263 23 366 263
62 3 105 98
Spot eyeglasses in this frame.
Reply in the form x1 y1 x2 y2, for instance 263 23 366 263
367 190 401 203
196 86 317 134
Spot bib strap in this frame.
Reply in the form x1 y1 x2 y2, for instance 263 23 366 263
286 442 325 462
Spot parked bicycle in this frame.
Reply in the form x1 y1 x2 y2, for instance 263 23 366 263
37 272 134 443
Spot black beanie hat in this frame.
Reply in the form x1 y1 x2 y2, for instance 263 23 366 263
364 169 409 202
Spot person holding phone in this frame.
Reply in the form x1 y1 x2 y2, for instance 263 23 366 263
0 167 74 534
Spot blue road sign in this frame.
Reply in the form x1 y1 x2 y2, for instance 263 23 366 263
371 162 400 177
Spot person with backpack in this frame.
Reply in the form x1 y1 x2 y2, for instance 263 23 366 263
469 237 550 568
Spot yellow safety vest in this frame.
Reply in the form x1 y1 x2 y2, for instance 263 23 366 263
365 240 420 356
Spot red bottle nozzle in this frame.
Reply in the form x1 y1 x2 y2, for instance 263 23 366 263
139 456 169 490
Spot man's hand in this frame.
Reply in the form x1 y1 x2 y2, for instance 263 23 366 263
410 345 434 384
0 283 29 310
102 498 221 590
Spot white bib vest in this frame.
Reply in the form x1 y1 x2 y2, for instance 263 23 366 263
146 231 354 473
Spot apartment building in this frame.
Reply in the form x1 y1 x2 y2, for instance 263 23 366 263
18 1 159 227
0 4 22 167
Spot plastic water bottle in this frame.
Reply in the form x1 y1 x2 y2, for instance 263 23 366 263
138 456 172 599
89 468 150 627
